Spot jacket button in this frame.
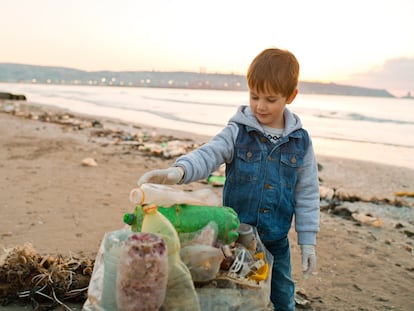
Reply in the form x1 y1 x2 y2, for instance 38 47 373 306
246 151 252 158
264 184 273 189
260 137 267 143
291 155 297 164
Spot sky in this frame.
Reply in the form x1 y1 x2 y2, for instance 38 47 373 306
1 0 414 95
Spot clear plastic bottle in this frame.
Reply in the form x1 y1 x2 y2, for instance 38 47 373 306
101 228 131 311
129 183 220 207
141 204 201 311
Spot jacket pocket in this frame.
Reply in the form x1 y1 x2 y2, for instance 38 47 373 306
229 148 262 182
280 152 304 190
280 153 304 168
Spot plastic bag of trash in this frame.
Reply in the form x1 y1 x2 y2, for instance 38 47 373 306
83 227 170 311
84 221 274 311
195 225 274 311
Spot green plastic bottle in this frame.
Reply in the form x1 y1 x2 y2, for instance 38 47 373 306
124 203 240 244
207 175 226 186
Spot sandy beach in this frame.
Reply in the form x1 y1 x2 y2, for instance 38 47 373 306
1 100 413 310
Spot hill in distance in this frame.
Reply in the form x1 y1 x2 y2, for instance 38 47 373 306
0 63 395 98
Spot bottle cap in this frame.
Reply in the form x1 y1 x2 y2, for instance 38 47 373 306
238 223 253 235
123 213 136 225
236 223 255 248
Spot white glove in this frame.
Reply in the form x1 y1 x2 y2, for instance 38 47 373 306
137 167 184 185
300 245 316 278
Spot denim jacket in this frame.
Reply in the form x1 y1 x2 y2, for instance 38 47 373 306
176 106 320 245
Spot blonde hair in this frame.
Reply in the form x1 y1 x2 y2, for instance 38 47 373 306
247 48 300 98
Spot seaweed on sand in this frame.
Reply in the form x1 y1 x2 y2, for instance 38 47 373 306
0 243 93 310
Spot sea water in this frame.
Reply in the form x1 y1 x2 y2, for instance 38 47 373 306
2 82 414 169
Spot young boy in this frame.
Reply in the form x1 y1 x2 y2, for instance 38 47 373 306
137 48 320 310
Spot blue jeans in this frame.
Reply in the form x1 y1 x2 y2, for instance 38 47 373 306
263 236 295 311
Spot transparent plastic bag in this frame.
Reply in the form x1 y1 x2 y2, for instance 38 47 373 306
82 232 105 311
85 215 273 310
179 222 223 282
83 228 170 311
180 244 224 282
196 225 274 311
179 221 218 247
82 227 132 311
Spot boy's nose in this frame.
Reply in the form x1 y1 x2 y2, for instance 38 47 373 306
256 100 266 111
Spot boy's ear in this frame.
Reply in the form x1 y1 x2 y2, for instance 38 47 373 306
286 89 298 105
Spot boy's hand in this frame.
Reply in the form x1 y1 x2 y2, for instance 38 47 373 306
138 167 184 185
300 244 316 278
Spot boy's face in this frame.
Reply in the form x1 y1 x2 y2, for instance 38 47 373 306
249 89 297 128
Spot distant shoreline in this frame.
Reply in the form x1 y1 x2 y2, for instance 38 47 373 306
2 80 405 99
0 63 396 98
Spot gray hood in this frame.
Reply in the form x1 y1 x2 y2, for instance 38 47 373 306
228 105 303 136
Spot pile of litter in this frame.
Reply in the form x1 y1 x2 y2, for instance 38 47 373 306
0 243 93 309
1 101 199 159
